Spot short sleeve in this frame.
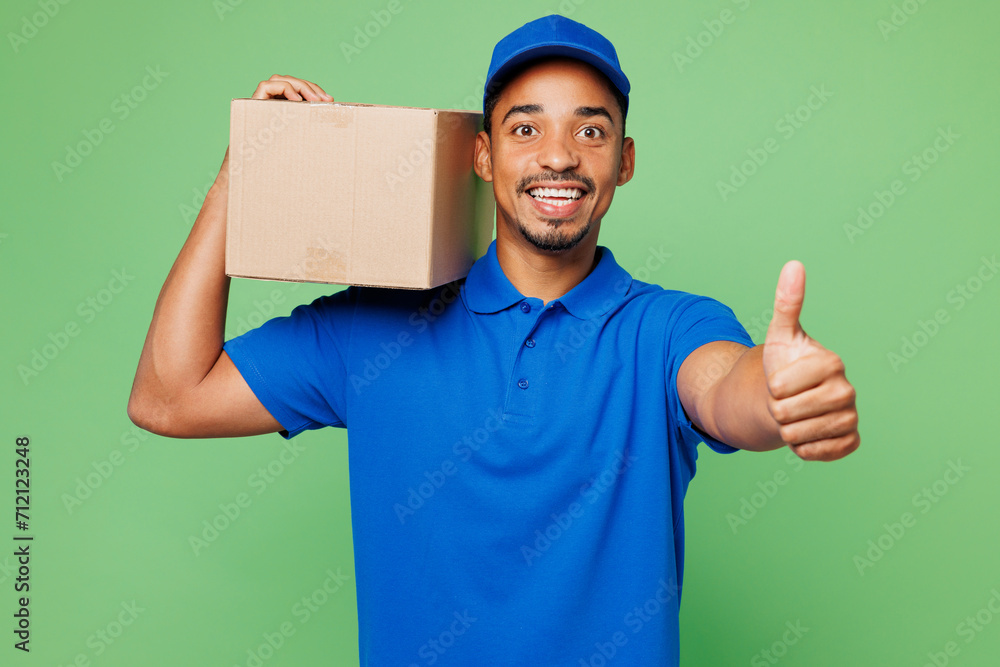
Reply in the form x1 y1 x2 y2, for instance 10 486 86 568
664 294 755 455
222 287 358 439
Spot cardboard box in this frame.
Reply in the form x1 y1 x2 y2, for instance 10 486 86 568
226 98 495 290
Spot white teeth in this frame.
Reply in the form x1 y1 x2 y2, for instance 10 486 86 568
528 187 583 200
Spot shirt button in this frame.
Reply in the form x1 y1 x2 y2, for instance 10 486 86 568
517 378 529 389
519 301 531 313
524 338 536 348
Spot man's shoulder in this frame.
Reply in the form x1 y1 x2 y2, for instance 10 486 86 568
306 278 466 310
353 278 467 311
620 279 724 318
296 279 468 334
616 280 748 342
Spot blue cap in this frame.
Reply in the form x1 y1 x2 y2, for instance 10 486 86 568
483 15 630 119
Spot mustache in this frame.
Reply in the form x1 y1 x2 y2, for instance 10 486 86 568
516 172 595 194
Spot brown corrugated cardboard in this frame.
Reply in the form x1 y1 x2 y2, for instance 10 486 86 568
226 98 495 290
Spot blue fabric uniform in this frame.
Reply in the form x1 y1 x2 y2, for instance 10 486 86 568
222 239 754 665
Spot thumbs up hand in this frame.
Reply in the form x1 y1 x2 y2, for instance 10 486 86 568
762 261 859 461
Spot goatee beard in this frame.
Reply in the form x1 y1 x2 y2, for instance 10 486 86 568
517 216 593 252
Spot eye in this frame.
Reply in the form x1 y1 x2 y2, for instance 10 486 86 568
513 124 537 137
580 126 604 140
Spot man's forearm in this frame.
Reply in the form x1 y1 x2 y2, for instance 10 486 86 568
129 149 232 417
703 345 785 452
683 261 859 461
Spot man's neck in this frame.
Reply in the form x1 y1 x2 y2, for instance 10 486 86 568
494 230 600 306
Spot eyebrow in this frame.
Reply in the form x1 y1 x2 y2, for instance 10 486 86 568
501 103 615 128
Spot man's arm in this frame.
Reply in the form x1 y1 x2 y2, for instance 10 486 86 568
127 75 334 438
677 261 860 462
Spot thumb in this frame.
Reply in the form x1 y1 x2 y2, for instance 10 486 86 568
766 260 805 343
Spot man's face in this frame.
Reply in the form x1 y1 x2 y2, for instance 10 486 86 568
475 57 635 254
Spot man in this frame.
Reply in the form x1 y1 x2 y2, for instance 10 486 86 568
128 14 858 665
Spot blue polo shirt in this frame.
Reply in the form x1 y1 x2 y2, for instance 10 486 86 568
222 239 754 666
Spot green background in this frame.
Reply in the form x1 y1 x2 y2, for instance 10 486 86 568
2 0 998 664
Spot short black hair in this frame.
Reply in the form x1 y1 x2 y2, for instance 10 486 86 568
483 57 628 144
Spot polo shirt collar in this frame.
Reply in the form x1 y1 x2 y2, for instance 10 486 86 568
464 239 633 320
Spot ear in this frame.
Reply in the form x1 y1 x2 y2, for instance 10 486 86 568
616 136 635 186
474 130 493 182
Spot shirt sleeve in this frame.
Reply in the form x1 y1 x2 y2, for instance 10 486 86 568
222 287 358 439
664 293 755 455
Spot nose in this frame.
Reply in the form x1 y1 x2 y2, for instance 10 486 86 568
535 128 579 173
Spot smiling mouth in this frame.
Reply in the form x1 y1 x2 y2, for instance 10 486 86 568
526 186 585 207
